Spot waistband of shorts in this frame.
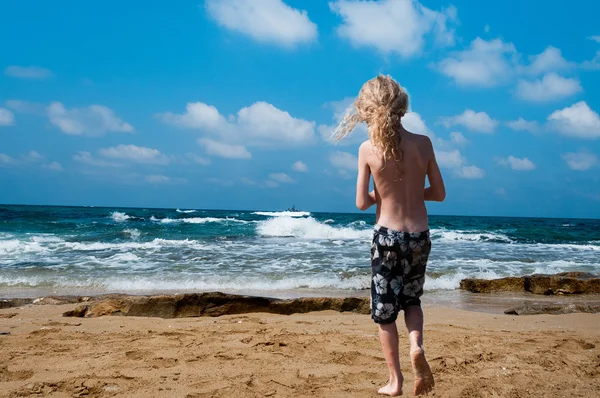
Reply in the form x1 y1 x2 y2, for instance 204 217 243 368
374 224 430 239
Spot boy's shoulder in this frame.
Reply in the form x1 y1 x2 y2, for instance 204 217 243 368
406 131 433 148
358 139 373 153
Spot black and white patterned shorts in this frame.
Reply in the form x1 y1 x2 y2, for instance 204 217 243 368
370 225 431 324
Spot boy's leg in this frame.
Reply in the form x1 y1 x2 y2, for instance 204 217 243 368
377 321 403 396
404 306 434 396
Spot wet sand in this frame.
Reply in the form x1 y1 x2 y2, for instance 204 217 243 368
1 300 599 397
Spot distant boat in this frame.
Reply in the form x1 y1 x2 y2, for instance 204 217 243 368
286 204 300 212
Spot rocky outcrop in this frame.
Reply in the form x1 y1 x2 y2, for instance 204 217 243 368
504 303 600 315
0 296 90 309
62 292 371 319
0 298 33 309
460 272 600 295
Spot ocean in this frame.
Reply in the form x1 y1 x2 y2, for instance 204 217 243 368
0 204 598 299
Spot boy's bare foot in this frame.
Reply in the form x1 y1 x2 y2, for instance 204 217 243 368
411 347 434 395
378 379 403 396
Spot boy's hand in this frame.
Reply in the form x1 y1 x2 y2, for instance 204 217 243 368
369 190 377 202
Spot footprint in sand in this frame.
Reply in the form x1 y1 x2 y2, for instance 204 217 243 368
125 350 150 360
0 366 34 382
150 357 179 368
553 338 596 350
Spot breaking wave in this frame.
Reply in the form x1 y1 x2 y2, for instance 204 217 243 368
257 216 370 240
253 211 310 218
152 217 249 224
110 212 131 222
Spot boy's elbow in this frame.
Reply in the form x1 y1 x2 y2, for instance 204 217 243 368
437 190 446 202
356 199 369 211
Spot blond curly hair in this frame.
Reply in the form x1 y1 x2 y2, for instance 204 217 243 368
331 75 409 167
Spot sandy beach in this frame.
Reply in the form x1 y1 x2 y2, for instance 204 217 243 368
1 300 599 398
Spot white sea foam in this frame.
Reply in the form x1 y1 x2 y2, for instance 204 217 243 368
431 228 514 244
154 217 249 224
60 238 212 252
253 211 310 218
257 216 371 240
0 239 49 255
425 270 505 290
123 229 141 239
107 252 141 263
176 209 197 213
30 235 64 243
531 242 600 251
0 273 370 292
183 217 248 224
110 212 131 222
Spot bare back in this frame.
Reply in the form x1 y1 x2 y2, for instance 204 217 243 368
357 128 444 232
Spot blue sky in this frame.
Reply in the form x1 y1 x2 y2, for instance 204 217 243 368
1 0 599 218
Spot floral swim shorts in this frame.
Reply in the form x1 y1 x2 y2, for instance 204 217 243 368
370 225 431 324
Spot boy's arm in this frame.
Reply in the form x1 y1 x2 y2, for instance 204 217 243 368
356 142 376 210
424 138 446 202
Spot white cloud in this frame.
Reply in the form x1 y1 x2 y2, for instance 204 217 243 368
436 149 464 169
159 101 316 148
548 101 600 139
292 161 308 172
506 117 539 133
4 100 46 114
43 162 63 171
330 0 457 57
241 177 258 186
450 132 468 145
204 0 317 47
183 153 211 166
22 150 43 162
269 173 295 183
437 40 576 88
329 151 358 171
157 102 228 131
582 50 600 70
145 175 187 185
436 38 518 87
458 165 485 179
5 65 52 79
207 177 235 187
47 102 134 136
524 46 573 75
588 36 600 43
516 73 582 102
265 180 279 188
198 138 252 159
73 151 121 168
484 24 490 33
402 111 435 138
237 102 316 145
495 187 506 196
440 109 498 133
562 151 598 171
436 149 484 179
0 151 61 171
497 156 536 171
0 107 15 126
98 145 169 164
0 153 16 166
